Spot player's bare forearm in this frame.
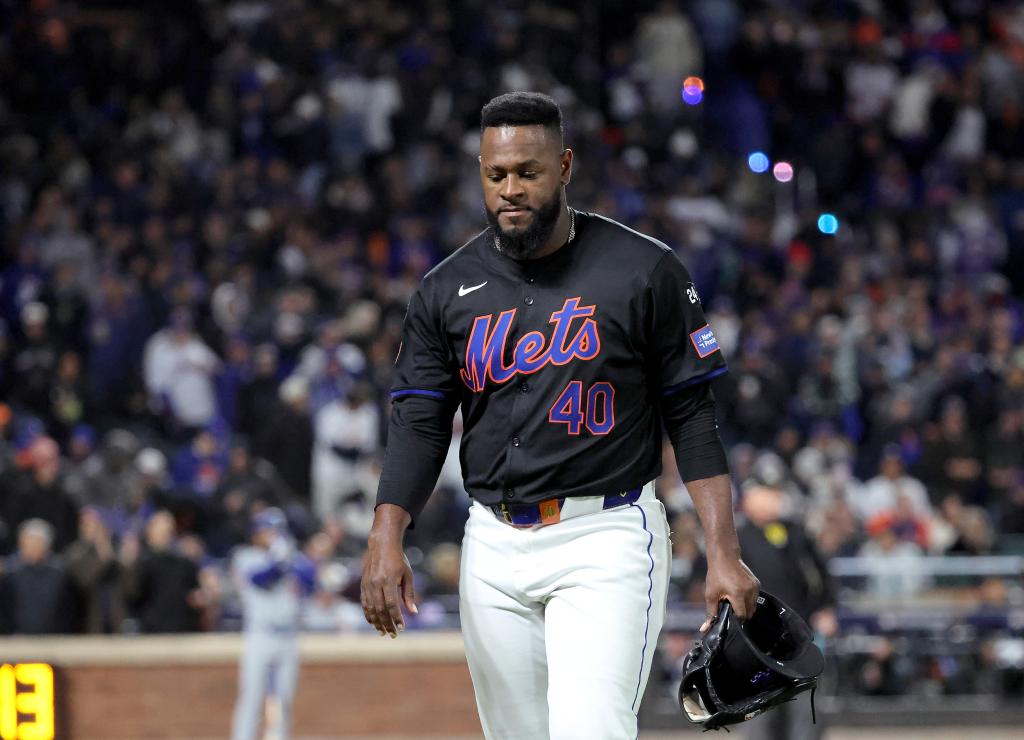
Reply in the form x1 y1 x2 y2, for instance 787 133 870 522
686 474 741 560
685 474 760 624
370 503 413 537
361 504 417 638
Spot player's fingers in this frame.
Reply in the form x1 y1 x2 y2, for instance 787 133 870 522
701 590 722 632
360 582 386 636
374 573 401 637
361 592 386 636
359 580 377 629
373 585 399 637
359 561 378 629
384 590 404 635
361 573 394 637
401 565 418 616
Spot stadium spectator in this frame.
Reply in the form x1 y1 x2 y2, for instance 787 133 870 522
0 519 78 634
865 492 932 551
998 475 1024 537
10 302 58 418
117 447 170 537
311 382 379 522
238 344 284 447
916 397 985 504
253 375 314 504
169 426 229 535
143 309 222 436
122 510 201 633
5 435 79 551
857 446 933 523
64 507 123 633
736 479 837 740
70 428 141 515
736 479 836 630
946 506 997 556
859 521 931 598
207 438 288 557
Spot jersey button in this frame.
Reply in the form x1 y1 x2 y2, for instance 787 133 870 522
503 488 514 500
519 381 529 394
524 296 534 305
512 436 521 447
525 276 535 284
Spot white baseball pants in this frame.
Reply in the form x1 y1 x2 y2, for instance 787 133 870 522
459 482 670 740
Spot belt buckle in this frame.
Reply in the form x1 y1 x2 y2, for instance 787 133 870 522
500 502 513 525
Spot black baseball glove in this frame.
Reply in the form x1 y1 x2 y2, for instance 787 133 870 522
678 591 825 730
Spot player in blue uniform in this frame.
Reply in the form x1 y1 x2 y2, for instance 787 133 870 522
230 508 316 740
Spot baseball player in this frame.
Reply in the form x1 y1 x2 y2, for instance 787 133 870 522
361 91 760 739
230 508 316 740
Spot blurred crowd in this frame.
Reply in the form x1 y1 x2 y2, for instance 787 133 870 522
1 0 1024 645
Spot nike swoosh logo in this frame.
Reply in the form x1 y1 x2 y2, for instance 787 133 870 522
458 281 487 297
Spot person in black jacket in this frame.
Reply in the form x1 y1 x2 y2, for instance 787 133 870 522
122 510 201 633
6 436 80 552
252 376 313 504
737 474 837 740
64 507 123 633
0 519 78 634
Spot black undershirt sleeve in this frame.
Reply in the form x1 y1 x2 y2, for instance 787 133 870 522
375 395 458 527
660 381 730 482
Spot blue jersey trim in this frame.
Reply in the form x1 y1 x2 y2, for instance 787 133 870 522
250 562 285 589
630 502 656 716
390 389 447 400
661 366 728 397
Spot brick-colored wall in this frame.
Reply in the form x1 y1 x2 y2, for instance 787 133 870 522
1 633 480 739
60 662 478 739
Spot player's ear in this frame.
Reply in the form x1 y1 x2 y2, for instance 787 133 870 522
560 148 573 186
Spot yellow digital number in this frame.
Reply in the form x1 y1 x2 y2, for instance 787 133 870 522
0 664 16 740
0 665 54 740
15 665 53 740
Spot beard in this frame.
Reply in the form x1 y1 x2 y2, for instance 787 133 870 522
485 187 564 260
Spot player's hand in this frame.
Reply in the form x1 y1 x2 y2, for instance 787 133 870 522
702 555 760 630
269 534 294 562
361 506 417 638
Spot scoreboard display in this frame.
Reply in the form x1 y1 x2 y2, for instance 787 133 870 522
0 665 54 740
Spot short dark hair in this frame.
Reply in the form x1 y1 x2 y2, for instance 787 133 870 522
480 91 563 142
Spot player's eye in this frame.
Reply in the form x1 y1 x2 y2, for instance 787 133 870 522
488 174 504 183
521 171 537 179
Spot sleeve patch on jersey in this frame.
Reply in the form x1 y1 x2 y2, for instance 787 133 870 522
689 325 720 358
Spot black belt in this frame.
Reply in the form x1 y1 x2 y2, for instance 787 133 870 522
490 487 643 527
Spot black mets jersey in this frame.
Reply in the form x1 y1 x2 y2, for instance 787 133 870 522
387 209 727 508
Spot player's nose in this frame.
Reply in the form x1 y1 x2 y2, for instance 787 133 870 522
500 174 525 199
